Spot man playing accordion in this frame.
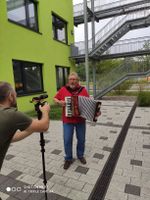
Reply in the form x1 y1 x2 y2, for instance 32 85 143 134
54 72 89 170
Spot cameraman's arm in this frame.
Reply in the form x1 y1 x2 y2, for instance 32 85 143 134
12 130 33 142
25 103 50 132
12 103 50 142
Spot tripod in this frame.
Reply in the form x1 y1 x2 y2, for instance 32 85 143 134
32 96 48 200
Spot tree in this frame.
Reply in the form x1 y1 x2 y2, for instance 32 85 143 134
137 40 150 71
76 63 86 81
95 59 123 75
75 58 123 82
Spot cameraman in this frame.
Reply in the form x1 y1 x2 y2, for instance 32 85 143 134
0 81 50 171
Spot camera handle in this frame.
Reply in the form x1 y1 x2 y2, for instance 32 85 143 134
35 102 48 200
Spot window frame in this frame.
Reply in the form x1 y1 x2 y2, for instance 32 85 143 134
52 13 68 44
55 66 70 90
7 0 39 32
12 59 44 96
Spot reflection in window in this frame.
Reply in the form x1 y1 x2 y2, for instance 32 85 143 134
7 0 38 31
13 61 24 94
13 60 43 95
7 0 26 26
52 14 68 44
28 2 37 29
56 66 70 90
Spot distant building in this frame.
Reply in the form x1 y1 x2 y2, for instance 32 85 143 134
0 0 74 112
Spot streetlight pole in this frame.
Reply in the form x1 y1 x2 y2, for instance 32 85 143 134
84 0 89 92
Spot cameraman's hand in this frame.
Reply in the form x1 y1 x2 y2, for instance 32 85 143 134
39 102 50 114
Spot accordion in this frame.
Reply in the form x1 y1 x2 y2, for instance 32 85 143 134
65 96 101 122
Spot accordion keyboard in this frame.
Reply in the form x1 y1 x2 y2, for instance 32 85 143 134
65 97 72 117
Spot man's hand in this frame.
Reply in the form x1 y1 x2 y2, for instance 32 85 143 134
96 111 101 117
59 100 66 107
39 103 50 113
53 98 66 107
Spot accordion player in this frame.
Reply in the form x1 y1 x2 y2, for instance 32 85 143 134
65 96 101 122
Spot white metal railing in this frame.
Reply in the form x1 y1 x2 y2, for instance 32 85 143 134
94 0 149 12
74 0 149 17
95 58 150 94
75 10 150 55
103 36 150 55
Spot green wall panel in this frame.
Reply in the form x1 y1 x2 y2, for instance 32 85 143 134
0 0 74 112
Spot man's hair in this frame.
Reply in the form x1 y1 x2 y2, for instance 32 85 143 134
68 72 80 81
0 82 13 103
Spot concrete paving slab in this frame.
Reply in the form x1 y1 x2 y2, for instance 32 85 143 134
0 100 150 200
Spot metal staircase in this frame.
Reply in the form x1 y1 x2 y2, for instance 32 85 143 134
74 0 150 25
72 10 150 62
94 61 150 99
72 1 150 98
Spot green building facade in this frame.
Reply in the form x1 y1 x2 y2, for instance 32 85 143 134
0 0 74 112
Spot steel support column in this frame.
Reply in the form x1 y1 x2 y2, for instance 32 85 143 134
84 0 89 92
91 0 96 97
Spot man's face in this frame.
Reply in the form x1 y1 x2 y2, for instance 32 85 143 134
68 75 78 88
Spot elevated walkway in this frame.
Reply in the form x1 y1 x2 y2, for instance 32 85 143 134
74 0 150 25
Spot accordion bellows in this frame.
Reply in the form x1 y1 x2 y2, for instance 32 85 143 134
65 96 101 122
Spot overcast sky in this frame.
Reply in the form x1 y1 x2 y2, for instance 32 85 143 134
73 0 150 42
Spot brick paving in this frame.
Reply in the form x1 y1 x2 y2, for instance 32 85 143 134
0 100 150 200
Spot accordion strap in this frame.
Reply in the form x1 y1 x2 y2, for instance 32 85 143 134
65 86 84 117
65 86 84 96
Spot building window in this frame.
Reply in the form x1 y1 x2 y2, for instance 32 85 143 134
56 66 70 90
7 0 39 32
52 14 68 44
13 60 43 95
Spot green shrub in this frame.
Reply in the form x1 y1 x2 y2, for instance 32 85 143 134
113 80 131 95
49 104 62 120
137 91 150 107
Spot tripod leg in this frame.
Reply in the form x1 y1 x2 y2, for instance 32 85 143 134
40 132 48 200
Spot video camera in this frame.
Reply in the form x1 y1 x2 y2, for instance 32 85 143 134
30 94 48 106
30 94 48 104
30 94 48 118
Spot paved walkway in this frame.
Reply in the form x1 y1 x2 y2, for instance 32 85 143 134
0 100 150 200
